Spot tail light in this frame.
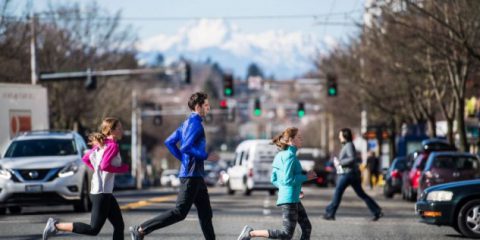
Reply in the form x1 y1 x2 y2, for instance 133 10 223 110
248 168 254 177
316 176 324 184
413 170 422 188
391 170 400 178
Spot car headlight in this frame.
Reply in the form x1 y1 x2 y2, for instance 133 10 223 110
0 168 11 180
426 191 453 202
58 162 79 178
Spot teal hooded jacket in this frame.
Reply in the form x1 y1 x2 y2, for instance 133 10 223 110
271 146 307 205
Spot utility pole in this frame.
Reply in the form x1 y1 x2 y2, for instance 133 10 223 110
30 5 38 85
131 90 138 183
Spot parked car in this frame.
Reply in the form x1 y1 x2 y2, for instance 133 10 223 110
226 140 278 196
114 173 136 190
160 169 180 188
417 152 480 195
383 157 407 198
416 179 480 238
0 131 92 214
402 139 456 201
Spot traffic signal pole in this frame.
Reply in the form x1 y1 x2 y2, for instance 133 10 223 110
39 66 179 82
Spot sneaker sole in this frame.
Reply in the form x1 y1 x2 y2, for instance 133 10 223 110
237 225 250 240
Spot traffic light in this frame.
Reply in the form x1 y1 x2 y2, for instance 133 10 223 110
153 105 162 126
297 102 305 118
85 75 96 90
220 99 228 109
223 73 234 97
254 98 261 116
326 73 337 96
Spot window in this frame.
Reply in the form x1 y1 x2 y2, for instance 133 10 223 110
456 157 479 171
235 151 244 166
432 156 455 169
5 139 77 157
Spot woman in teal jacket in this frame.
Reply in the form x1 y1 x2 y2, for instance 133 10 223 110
237 127 316 240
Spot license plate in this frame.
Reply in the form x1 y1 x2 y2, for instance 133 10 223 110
25 185 43 193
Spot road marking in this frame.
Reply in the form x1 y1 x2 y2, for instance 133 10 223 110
120 195 177 211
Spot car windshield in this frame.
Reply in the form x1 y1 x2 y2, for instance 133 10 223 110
4 139 77 157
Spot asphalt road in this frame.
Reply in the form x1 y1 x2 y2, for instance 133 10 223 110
0 185 461 239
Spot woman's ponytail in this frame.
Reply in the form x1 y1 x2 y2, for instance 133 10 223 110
88 132 106 146
272 127 298 150
87 117 120 146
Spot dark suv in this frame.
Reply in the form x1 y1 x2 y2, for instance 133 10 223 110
402 139 456 201
418 152 480 194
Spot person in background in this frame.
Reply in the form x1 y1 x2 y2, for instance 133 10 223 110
366 151 380 189
324 128 383 221
43 117 129 240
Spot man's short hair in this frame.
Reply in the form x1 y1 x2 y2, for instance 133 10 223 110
188 92 208 110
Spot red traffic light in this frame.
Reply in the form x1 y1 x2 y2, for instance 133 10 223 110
220 99 228 109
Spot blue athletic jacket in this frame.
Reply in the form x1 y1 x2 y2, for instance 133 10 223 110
165 113 208 178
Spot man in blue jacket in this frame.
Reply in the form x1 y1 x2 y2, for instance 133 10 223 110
130 92 215 240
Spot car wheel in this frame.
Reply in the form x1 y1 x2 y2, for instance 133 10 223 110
0 207 5 215
269 189 276 196
226 181 235 195
74 177 90 212
458 199 480 238
8 206 21 214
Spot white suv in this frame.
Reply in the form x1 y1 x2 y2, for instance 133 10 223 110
0 131 91 214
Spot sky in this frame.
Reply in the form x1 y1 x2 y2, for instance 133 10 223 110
13 0 367 79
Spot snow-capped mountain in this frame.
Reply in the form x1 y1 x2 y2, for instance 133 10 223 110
136 19 329 79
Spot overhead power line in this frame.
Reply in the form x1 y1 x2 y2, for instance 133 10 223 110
1 10 362 25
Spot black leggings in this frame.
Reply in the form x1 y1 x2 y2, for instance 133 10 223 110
268 202 311 240
140 177 215 240
73 193 124 240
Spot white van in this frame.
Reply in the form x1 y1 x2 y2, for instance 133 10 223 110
226 139 278 195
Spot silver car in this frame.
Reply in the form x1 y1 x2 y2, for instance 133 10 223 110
0 131 91 214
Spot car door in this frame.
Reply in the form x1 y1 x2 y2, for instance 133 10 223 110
229 151 245 190
252 145 276 184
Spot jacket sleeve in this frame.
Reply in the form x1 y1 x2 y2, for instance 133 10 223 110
339 143 356 166
283 154 308 186
100 142 129 173
179 122 208 160
81 147 95 170
165 126 183 160
271 167 280 187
